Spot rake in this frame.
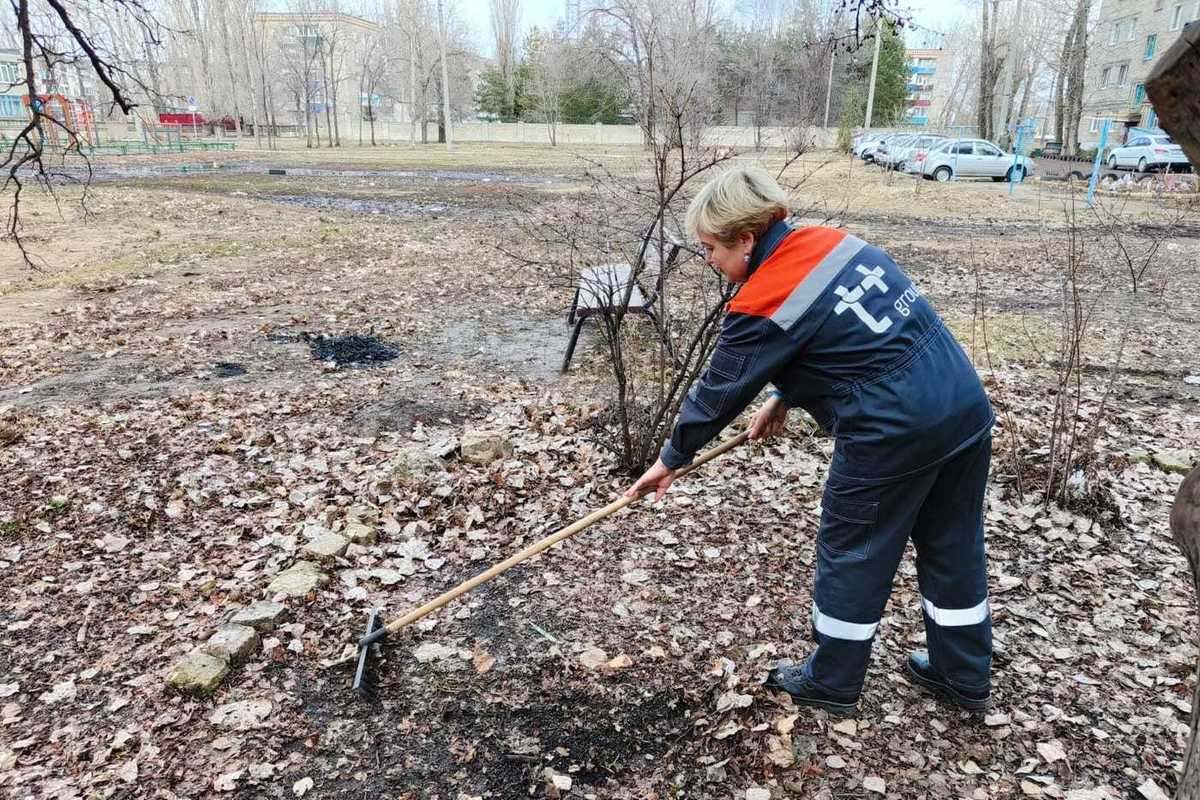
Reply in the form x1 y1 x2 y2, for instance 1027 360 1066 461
349 430 750 697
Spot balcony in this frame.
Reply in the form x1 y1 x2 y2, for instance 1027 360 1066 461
907 65 935 75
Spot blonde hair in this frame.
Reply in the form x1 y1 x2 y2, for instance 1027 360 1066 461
685 166 790 244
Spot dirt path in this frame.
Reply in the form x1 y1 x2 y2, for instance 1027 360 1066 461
1 145 1198 800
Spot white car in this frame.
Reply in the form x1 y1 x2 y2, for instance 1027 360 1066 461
889 134 948 172
875 134 918 169
1106 134 1191 173
920 138 1033 182
859 133 902 162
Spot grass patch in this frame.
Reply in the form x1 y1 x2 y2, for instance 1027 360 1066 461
0 234 317 296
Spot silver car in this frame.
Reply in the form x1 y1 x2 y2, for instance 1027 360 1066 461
860 133 903 162
1106 133 1191 173
889 134 948 172
875 134 918 169
920 138 1034 182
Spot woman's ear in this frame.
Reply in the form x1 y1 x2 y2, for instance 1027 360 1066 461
738 230 756 253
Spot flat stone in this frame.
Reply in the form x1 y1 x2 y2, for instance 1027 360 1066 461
202 624 261 665
1152 449 1194 475
229 601 289 632
1125 447 1152 464
210 698 273 730
393 449 446 478
166 650 229 697
343 521 377 545
266 561 328 598
459 431 512 465
303 532 349 560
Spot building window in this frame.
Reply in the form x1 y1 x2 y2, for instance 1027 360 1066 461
0 63 19 84
1089 117 1101 133
1127 18 1138 39
1101 66 1112 87
1117 63 1129 85
1145 34 1158 59
1110 21 1120 44
1172 4 1184 28
1155 0 1164 9
0 95 23 119
1134 83 1147 105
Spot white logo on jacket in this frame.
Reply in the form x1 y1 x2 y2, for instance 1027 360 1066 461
834 265 893 333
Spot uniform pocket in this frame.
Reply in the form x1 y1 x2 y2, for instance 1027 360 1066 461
818 489 878 560
708 348 746 381
692 347 747 417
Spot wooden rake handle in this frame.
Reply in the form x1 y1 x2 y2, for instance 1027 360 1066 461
361 430 750 645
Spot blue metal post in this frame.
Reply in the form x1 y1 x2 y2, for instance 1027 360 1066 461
1086 119 1111 209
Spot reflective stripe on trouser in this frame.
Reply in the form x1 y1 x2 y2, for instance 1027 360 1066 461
802 435 993 699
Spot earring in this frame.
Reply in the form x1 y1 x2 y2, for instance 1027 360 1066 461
743 253 751 264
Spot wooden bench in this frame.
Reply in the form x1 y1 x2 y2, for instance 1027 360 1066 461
562 239 683 372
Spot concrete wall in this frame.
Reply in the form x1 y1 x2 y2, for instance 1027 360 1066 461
327 120 845 150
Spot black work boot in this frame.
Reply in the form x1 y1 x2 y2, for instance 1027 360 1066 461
765 663 859 716
904 650 990 711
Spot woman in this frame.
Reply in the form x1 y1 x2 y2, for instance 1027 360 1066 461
627 166 994 715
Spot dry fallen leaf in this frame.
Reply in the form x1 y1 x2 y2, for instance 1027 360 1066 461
1037 740 1068 764
472 648 496 674
603 653 633 673
863 776 886 795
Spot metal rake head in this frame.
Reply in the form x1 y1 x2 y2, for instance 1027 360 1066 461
352 609 384 699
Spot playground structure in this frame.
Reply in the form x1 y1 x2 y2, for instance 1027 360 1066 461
1 96 237 157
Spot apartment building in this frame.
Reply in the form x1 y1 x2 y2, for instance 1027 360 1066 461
903 48 945 128
254 11 381 127
0 49 25 123
1082 0 1199 142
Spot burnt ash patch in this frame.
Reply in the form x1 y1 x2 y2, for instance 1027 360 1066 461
266 332 399 368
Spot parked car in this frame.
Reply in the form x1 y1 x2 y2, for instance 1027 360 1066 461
1106 134 1191 173
875 134 917 169
888 134 948 172
861 133 903 162
853 133 886 158
920 138 1034 182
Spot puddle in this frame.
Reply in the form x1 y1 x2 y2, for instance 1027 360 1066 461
255 193 459 216
50 161 564 185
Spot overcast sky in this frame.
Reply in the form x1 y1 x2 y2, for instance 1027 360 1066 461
453 0 975 57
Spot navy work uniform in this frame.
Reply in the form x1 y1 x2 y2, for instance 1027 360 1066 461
660 220 994 703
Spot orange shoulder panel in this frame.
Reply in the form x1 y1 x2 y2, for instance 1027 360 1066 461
727 226 848 318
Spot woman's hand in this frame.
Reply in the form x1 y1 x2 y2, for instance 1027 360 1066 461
625 458 677 503
748 395 788 441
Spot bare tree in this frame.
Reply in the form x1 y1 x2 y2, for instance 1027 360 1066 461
1053 0 1089 155
2 0 166 266
489 0 519 117
977 0 1004 141
436 0 452 149
526 27 566 145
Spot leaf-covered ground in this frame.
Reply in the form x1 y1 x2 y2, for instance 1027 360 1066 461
1 143 1198 799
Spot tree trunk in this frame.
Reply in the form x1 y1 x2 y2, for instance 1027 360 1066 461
321 53 333 148
437 0 453 150
978 0 990 140
409 33 418 144
1063 0 1090 155
1170 467 1200 800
